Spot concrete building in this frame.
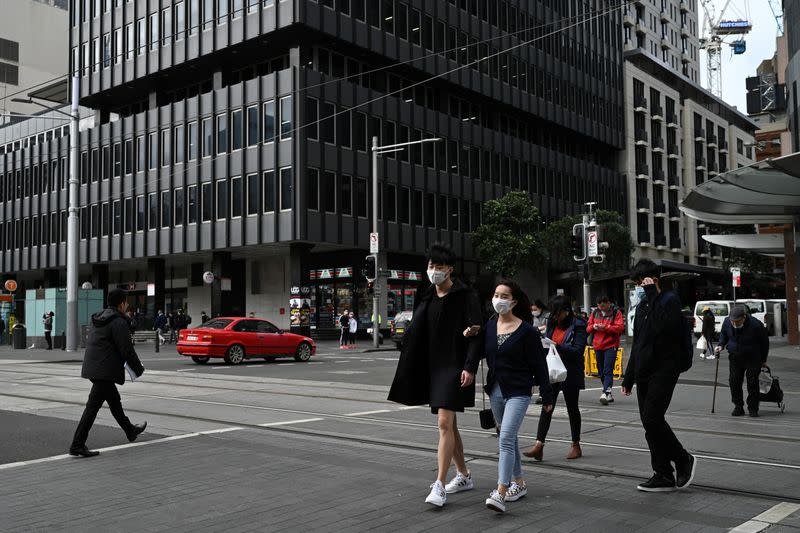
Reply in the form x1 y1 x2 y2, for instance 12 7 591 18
0 0 69 126
620 0 756 286
1 1 627 336
786 0 800 152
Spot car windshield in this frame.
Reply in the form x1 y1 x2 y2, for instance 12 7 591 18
696 303 728 316
199 319 232 329
739 301 765 313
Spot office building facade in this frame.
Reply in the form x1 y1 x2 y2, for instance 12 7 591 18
2 0 626 334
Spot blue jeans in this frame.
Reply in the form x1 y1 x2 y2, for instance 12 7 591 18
595 348 617 393
489 384 531 487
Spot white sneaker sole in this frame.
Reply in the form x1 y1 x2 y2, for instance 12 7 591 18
636 484 677 493
425 498 445 507
445 482 474 494
677 456 697 490
486 500 506 512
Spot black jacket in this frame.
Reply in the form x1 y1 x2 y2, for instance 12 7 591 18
81 307 144 385
484 319 554 403
718 315 769 368
702 312 716 339
623 287 683 387
388 279 482 406
544 317 588 389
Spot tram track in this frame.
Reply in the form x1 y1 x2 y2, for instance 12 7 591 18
0 386 798 505
1 366 799 443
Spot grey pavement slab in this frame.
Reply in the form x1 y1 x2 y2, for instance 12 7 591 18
0 409 164 463
0 427 783 533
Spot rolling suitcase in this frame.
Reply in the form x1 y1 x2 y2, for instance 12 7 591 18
758 366 786 413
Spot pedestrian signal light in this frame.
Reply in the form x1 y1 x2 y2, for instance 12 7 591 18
362 255 377 282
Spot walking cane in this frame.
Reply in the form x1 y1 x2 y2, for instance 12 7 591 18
711 348 721 413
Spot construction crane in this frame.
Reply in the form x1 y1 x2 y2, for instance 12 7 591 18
699 0 751 98
766 0 784 35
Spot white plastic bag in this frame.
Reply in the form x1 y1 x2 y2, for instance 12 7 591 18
759 368 773 394
546 343 568 384
696 336 707 351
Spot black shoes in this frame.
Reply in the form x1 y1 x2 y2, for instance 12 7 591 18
637 473 677 492
676 455 697 489
69 446 100 458
126 421 147 442
731 406 745 416
749 411 759 417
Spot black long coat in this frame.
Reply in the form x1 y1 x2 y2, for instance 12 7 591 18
388 279 482 408
81 307 145 385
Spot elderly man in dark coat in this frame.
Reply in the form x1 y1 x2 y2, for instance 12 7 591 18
388 243 482 508
69 288 147 457
716 305 770 417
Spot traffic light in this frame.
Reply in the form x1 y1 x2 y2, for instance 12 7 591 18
362 254 377 282
571 223 586 262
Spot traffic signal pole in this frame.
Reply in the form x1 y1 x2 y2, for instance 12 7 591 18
371 136 380 349
582 213 591 314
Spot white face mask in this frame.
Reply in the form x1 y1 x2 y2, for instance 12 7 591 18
533 310 542 317
427 269 449 286
492 297 514 315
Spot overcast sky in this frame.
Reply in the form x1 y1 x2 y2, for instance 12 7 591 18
697 0 781 112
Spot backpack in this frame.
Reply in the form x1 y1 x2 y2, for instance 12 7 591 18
678 313 694 373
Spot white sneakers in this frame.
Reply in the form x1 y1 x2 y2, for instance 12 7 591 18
485 489 506 512
425 480 446 507
444 471 474 494
600 392 614 405
504 481 527 502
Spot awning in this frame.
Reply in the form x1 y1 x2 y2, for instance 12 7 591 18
768 151 800 178
702 233 789 254
680 177 800 225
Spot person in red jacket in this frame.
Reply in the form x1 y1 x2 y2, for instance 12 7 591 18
587 296 625 405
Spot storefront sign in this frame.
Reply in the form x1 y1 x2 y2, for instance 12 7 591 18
289 286 311 335
318 269 334 280
147 283 155 296
4 280 17 292
202 271 215 284
336 267 352 278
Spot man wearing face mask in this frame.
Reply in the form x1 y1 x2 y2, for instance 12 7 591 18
388 243 482 508
621 259 696 493
715 305 769 417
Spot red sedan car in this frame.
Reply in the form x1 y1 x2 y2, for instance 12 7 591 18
176 317 316 365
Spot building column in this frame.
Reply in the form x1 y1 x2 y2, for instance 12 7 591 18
147 258 165 325
785 227 799 345
91 264 109 303
211 251 231 318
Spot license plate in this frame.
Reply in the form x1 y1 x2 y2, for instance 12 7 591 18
187 335 198 341
395 328 404 334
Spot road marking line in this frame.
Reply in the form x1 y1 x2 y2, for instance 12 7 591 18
398 406 421 410
258 418 324 427
0 426 243 471
211 366 231 369
345 409 391 416
176 369 195 372
730 502 800 532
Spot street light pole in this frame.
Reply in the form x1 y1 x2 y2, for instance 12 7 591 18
370 136 442 349
66 76 80 352
371 135 379 349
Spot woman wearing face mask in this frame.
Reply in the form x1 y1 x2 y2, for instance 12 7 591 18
523 294 587 461
481 280 553 513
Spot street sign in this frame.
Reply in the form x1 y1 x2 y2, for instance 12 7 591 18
369 232 379 254
731 267 741 287
587 231 598 257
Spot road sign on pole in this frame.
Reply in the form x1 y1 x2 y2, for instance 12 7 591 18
369 232 379 254
587 230 598 257
731 267 741 288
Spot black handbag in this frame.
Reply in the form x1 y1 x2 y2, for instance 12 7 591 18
478 359 496 430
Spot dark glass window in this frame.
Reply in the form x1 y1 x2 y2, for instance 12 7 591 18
148 193 159 230
340 175 352 216
263 170 275 212
216 180 228 219
230 176 243 218
280 167 293 210
279 96 292 140
202 182 212 222
231 109 243 150
307 168 319 210
263 100 276 142
174 125 185 163
322 171 336 213
174 188 184 226
112 200 121 234
188 121 198 160
124 198 133 232
202 117 213 156
305 97 318 140
161 191 172 228
124 139 133 174
136 196 145 231
246 106 259 146
113 143 122 177
188 185 198 223
216 113 228 154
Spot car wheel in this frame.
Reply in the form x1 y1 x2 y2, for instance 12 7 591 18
191 356 210 365
294 342 312 362
224 344 246 365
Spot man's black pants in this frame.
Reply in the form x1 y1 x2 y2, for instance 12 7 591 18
636 373 691 478
71 379 133 450
729 357 760 413
44 331 52 349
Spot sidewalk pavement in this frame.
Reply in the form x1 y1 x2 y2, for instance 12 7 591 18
0 423 784 533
